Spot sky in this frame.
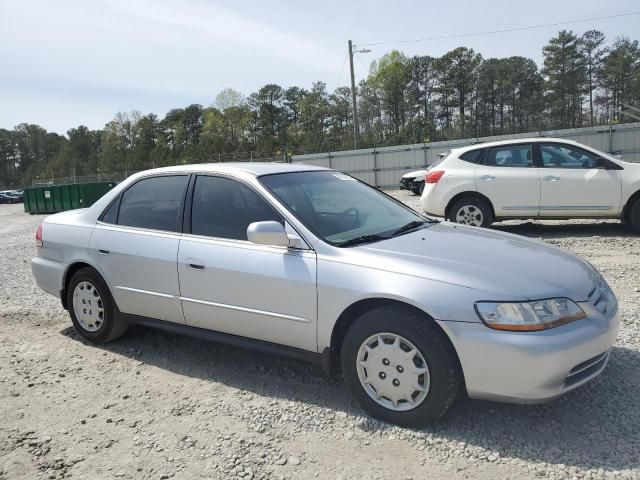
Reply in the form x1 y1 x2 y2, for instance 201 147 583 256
1 0 639 135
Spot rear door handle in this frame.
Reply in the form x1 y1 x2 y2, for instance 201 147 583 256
479 175 496 181
544 175 561 182
97 245 110 255
186 258 205 271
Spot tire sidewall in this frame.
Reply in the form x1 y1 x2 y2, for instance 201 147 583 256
448 197 492 228
67 268 119 343
341 306 460 428
629 199 640 233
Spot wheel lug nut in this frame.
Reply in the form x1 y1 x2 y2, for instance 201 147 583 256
382 358 390 366
392 379 400 387
379 372 386 380
397 365 404 373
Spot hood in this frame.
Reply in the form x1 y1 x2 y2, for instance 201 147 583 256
352 222 598 301
402 169 429 179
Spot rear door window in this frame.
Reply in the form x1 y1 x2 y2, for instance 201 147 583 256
485 144 533 167
117 175 189 232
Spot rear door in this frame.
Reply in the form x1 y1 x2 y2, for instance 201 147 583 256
89 174 189 323
536 142 622 217
474 143 540 217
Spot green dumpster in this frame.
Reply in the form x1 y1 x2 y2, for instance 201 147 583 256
24 182 117 214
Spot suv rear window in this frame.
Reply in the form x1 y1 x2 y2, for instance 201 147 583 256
459 149 483 164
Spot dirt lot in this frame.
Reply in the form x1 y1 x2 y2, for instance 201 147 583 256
1 193 640 480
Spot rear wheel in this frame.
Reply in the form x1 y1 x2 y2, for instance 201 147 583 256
340 305 461 427
67 267 127 343
628 198 640 233
448 197 493 228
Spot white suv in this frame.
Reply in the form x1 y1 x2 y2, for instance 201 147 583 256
420 138 640 232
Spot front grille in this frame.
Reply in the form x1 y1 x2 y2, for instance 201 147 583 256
588 279 616 317
564 351 609 388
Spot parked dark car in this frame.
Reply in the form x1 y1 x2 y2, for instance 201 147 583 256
0 191 22 204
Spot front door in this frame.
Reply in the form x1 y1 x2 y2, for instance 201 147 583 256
177 175 317 352
537 142 622 217
474 143 540 217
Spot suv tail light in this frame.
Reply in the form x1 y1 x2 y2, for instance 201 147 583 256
425 170 445 184
35 224 43 247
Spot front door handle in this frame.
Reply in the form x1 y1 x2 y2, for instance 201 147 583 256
479 175 496 181
544 175 561 182
186 258 205 271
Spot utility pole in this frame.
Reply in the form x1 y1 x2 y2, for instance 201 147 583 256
348 40 359 150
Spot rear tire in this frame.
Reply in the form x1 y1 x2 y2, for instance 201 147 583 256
628 198 640 233
447 197 493 228
67 267 127 344
340 305 461 428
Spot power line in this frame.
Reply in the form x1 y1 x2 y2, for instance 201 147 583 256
355 11 640 48
334 52 349 89
354 52 370 76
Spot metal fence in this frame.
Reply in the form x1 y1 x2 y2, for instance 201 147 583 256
291 122 640 188
27 155 288 188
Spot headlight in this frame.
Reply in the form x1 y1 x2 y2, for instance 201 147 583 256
475 298 586 331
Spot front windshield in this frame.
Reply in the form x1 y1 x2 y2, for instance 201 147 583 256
260 171 430 246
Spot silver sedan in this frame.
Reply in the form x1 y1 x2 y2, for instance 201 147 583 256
31 163 620 427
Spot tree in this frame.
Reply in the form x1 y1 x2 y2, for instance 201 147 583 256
440 47 482 136
581 30 607 125
599 37 640 123
370 50 410 138
215 88 245 111
542 30 586 128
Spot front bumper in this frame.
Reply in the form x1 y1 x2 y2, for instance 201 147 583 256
31 256 66 299
437 302 620 404
399 178 417 191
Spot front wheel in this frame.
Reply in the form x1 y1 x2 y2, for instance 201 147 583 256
447 197 493 228
628 198 640 233
341 306 461 427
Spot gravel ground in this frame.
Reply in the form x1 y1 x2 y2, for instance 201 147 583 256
1 194 639 480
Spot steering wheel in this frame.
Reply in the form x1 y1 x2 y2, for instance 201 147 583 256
341 207 360 227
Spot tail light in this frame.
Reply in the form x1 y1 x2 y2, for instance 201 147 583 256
425 170 445 184
35 224 43 247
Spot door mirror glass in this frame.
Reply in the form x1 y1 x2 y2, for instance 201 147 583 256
247 221 290 247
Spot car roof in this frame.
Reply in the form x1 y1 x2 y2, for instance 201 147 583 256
451 137 587 154
132 162 330 178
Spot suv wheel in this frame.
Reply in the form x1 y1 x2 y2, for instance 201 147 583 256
629 198 640 233
340 305 461 428
448 197 492 228
67 267 127 343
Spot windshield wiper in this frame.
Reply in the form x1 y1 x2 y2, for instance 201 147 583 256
337 233 390 247
391 220 428 237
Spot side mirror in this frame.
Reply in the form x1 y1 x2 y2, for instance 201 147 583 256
595 158 624 170
247 221 290 247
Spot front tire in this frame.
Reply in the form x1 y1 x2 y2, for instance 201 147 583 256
67 267 127 343
628 198 640 233
447 197 493 228
340 305 461 428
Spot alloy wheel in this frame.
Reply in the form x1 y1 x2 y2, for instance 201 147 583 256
455 205 484 226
